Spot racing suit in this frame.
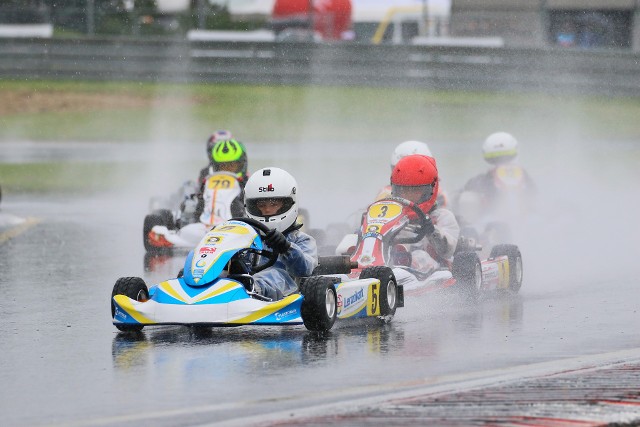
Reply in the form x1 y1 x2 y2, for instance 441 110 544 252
191 165 247 221
409 206 460 272
253 229 318 301
457 164 536 225
461 165 535 208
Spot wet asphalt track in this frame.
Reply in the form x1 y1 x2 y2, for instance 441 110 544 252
2 138 640 426
1 190 639 427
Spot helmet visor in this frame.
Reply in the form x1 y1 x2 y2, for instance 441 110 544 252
391 184 433 204
246 197 294 217
216 160 243 173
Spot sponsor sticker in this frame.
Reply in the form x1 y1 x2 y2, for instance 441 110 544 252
343 288 364 310
275 309 297 321
363 231 382 240
204 236 222 245
258 183 275 192
200 246 217 254
215 225 249 235
368 202 402 220
207 174 236 189
367 282 380 316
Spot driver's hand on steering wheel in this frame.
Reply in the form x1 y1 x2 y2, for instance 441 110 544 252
265 229 291 253
423 215 435 236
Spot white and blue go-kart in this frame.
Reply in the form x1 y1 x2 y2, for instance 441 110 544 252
112 218 403 333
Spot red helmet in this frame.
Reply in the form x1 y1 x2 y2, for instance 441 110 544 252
391 154 439 212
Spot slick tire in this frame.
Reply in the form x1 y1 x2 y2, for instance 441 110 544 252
143 213 165 253
111 277 149 332
359 266 398 321
152 209 176 230
490 244 523 293
452 251 482 300
301 276 339 332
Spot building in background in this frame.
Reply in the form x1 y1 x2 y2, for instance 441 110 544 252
450 0 639 50
0 0 52 38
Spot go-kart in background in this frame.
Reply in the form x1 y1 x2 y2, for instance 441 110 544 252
2 81 638 291
1 81 639 426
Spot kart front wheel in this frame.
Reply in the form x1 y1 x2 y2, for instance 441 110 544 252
359 266 398 322
452 251 482 300
111 277 149 332
490 244 523 293
301 277 339 332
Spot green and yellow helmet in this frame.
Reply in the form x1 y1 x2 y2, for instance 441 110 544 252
211 139 248 181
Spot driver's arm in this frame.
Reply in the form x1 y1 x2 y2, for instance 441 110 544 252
281 231 318 277
428 209 460 259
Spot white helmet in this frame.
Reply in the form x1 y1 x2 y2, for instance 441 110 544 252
483 132 518 165
391 140 432 169
244 167 298 233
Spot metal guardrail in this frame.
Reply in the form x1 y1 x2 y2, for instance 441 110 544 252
0 38 638 96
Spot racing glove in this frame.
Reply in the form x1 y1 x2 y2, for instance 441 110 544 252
264 229 291 253
422 216 435 236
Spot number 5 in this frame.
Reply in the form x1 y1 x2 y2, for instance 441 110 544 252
371 283 378 312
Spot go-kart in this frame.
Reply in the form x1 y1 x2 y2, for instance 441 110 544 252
143 171 242 253
455 164 536 251
113 217 403 333
337 197 523 298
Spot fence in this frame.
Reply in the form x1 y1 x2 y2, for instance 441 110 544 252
0 37 638 96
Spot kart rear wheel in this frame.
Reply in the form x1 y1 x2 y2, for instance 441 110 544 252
359 266 398 322
143 210 176 253
301 277 339 332
111 277 149 332
490 244 523 293
153 209 176 230
452 251 482 300
143 214 164 253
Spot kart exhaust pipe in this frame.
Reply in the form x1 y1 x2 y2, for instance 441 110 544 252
313 256 358 275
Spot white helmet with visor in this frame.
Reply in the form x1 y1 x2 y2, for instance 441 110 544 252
244 167 298 233
483 132 518 165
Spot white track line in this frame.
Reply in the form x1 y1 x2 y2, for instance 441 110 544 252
0 217 40 244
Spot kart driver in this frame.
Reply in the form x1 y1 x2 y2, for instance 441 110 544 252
198 130 237 186
377 140 449 208
244 167 318 301
391 154 460 272
456 132 536 219
192 137 250 221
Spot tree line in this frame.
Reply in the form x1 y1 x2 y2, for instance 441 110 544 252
0 1 264 36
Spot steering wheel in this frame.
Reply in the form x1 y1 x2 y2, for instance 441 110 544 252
228 217 279 274
376 197 430 245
